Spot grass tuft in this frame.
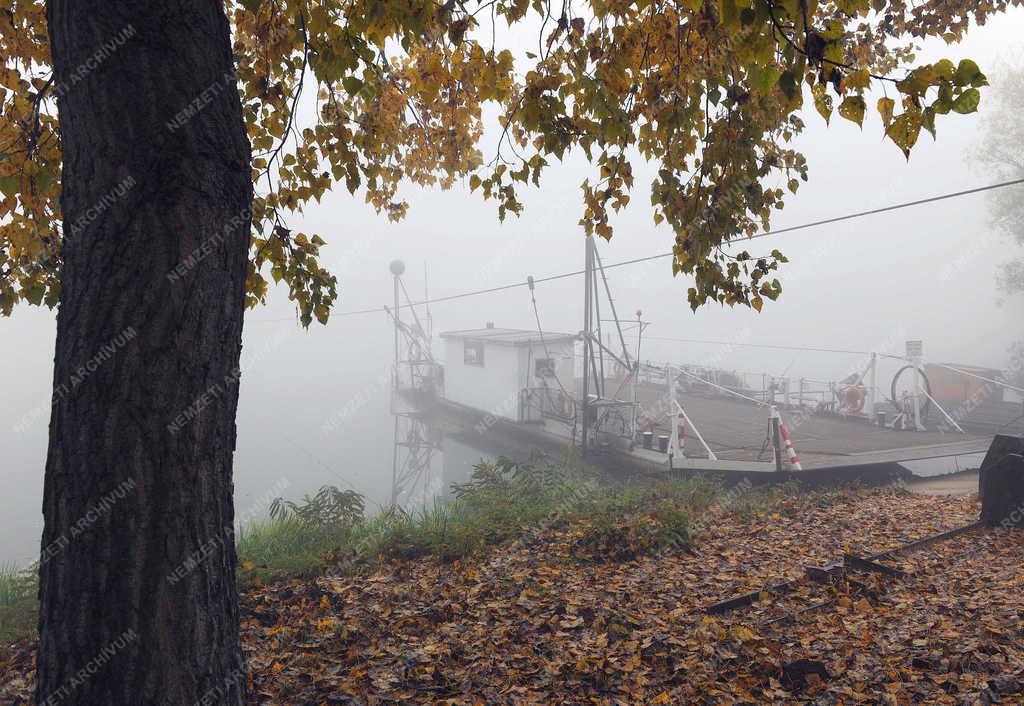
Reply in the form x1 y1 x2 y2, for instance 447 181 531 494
3 457 804 644
0 562 37 646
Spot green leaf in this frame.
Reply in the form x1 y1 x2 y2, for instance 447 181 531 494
951 87 980 114
23 284 45 305
838 95 866 127
886 111 922 157
953 59 986 87
777 70 799 101
342 77 364 96
0 175 18 198
812 83 833 123
922 106 936 138
36 166 57 194
933 59 955 81
749 65 780 95
933 82 953 114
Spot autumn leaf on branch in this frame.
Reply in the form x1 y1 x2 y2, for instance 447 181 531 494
0 0 1016 321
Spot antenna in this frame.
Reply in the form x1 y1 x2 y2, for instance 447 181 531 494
386 259 441 508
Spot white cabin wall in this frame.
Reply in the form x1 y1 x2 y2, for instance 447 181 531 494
443 339 524 421
524 340 576 395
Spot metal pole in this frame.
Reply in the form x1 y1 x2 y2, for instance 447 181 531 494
770 412 783 471
667 365 676 469
912 362 923 431
390 262 403 507
633 313 643 442
393 273 400 390
868 353 877 423
635 314 644 373
674 400 717 460
581 237 594 455
593 264 605 397
921 387 966 433
594 247 631 365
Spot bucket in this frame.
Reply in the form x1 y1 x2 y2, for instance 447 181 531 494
642 431 653 449
657 435 669 452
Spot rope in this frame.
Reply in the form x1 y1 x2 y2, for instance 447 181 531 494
527 276 577 422
673 366 769 407
925 361 1024 396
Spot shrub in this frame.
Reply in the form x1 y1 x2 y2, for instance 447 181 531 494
268 485 365 529
0 562 38 644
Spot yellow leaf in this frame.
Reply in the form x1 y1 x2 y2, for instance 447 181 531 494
838 95 866 127
877 97 895 126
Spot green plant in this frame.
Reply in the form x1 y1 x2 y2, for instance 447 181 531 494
269 485 365 529
0 563 38 644
237 459 719 584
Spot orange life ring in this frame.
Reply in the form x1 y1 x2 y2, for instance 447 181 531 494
843 386 866 414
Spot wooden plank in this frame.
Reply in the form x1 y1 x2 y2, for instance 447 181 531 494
702 580 799 615
804 563 843 583
701 524 981 615
844 553 906 578
866 521 983 560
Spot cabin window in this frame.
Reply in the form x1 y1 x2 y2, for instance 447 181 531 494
464 341 485 366
535 358 556 378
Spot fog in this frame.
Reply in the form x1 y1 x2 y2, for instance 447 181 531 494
2 13 1022 565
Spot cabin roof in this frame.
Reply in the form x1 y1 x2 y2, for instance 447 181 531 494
440 327 578 346
926 362 1000 376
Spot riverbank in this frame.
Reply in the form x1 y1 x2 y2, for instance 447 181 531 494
4 482 1021 704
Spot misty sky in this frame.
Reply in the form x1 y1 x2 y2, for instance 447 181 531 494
2 11 1022 564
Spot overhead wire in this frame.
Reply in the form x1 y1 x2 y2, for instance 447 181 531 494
625 334 878 357
248 177 1024 324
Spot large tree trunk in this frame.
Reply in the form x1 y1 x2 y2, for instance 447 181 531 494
39 2 252 704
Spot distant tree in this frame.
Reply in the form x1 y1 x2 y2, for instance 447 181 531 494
976 50 1024 295
0 1 1018 704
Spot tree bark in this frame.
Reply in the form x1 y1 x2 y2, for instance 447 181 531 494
39 2 251 704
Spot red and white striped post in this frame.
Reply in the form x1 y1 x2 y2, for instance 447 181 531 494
771 405 803 471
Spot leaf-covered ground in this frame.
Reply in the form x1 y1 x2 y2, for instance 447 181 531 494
2 487 1022 704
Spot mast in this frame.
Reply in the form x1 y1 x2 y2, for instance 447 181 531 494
581 236 595 455
389 259 404 507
